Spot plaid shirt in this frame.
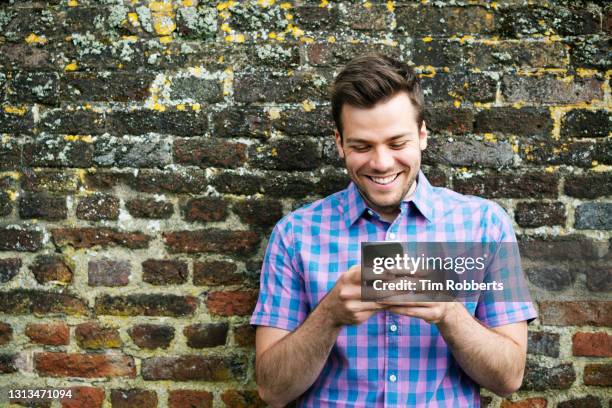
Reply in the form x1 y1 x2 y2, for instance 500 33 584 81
251 171 537 407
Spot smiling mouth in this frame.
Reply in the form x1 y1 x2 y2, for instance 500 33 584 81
367 173 401 185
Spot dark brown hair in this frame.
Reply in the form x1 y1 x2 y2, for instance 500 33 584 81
331 54 424 139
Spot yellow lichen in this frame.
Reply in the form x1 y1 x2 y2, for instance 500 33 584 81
257 0 275 6
63 135 93 143
271 147 278 157
483 133 497 142
591 164 611 173
159 35 172 43
544 166 556 173
301 100 315 112
364 1 372 8
225 33 246 42
300 36 314 43
176 104 186 111
280 2 292 9
128 12 140 27
25 33 48 45
422 36 433 43
327 36 336 43
386 0 395 12
182 0 193 6
68 0 78 6
453 100 461 108
268 108 281 120
3 106 27 116
191 103 201 111
7 191 18 201
319 0 329 7
217 1 236 11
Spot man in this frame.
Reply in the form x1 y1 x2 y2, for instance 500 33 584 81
250 54 536 407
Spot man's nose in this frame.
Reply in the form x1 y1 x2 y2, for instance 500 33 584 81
369 147 394 171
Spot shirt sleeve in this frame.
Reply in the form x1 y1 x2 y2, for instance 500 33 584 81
250 216 310 331
475 201 538 328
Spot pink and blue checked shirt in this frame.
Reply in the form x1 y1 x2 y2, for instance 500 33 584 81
251 171 537 407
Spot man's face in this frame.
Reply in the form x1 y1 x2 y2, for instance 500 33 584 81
335 92 427 221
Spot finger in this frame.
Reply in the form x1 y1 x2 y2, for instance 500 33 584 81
346 300 386 311
377 301 436 307
345 264 362 283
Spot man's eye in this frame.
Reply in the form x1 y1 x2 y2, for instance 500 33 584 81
389 142 407 149
352 146 369 152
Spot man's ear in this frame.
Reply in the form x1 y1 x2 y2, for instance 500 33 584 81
334 129 345 159
419 121 428 150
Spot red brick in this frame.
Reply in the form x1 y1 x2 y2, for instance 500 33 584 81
52 227 151 249
206 290 258 317
234 324 256 347
111 389 157 408
94 294 197 317
539 301 612 327
34 352 135 378
75 321 122 349
25 322 69 346
182 197 229 223
174 138 247 168
168 390 213 408
220 389 266 408
0 353 17 373
572 332 612 357
0 289 88 316
76 194 120 221
128 324 174 349
163 229 260 255
193 260 243 286
142 259 188 285
142 354 247 381
61 386 104 408
0 322 12 345
88 258 131 287
583 363 612 386
0 227 43 251
30 255 73 284
501 398 548 408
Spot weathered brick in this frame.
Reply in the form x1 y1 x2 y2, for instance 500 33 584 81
52 228 151 250
39 108 105 135
539 301 612 327
220 389 266 408
30 255 73 284
163 229 260 255
572 332 612 357
499 6 600 37
228 2 291 32
453 171 558 198
173 138 248 168
62 72 153 102
60 386 104 408
0 43 55 71
206 290 258 317
396 6 495 36
0 289 88 316
575 203 612 230
423 137 514 168
474 107 553 137
520 139 598 168
126 198 173 219
94 134 172 168
25 322 69 346
111 389 158 408
0 227 43 251
168 390 213 408
234 69 329 103
0 140 21 170
557 396 602 408
8 71 59 105
21 169 80 193
528 331 560 358
82 170 129 190
421 73 497 103
501 74 604 104
127 168 208 194
292 5 340 31
570 37 611 70
128 324 175 350
305 42 399 67
212 171 264 195
0 105 34 134
0 322 12 345
169 76 222 102
182 196 229 223
525 262 575 291
212 106 271 139
0 258 21 283
23 136 94 168
317 169 351 197
76 321 122 350
565 172 612 199
76 194 120 221
19 193 67 221
521 360 575 390
583 364 612 386
585 264 612 292
34 352 135 378
0 353 17 374
500 398 547 408
184 322 228 348
264 172 317 198
515 202 565 228
234 324 256 347
250 138 322 171
518 235 603 262
88 258 131 287
94 294 197 317
107 108 208 137
424 108 474 135
142 354 247 381
142 259 188 285
193 260 243 286
561 109 611 139
233 197 283 229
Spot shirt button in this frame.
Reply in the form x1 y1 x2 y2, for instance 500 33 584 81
389 374 397 382
388 232 396 240
390 324 398 332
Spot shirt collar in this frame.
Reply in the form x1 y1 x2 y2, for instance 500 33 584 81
342 170 436 227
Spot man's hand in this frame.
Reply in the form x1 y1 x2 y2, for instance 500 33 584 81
321 264 386 327
378 301 460 324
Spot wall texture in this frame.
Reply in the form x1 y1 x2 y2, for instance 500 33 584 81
0 0 610 407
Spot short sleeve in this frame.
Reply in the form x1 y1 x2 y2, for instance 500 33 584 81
475 202 537 328
250 217 310 331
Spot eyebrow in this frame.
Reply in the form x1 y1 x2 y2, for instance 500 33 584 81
346 134 413 144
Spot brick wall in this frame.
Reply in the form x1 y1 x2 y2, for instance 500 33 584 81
0 0 610 407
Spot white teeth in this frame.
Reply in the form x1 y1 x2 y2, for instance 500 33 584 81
370 174 399 185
